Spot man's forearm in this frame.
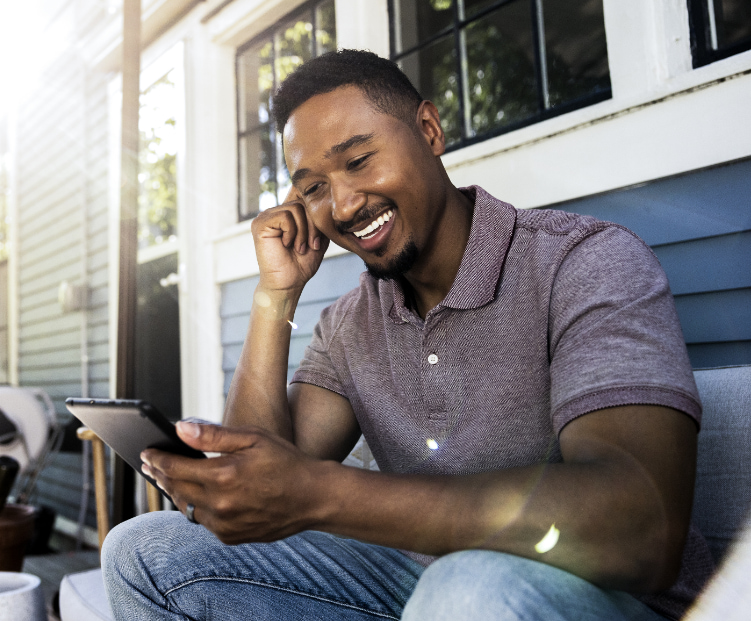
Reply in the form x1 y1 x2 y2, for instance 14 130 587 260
309 457 673 593
223 287 302 440
301 405 697 594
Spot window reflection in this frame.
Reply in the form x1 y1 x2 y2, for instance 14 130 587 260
236 0 336 221
392 0 611 150
138 70 178 250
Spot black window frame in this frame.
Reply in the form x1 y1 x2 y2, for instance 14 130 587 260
687 0 751 68
235 0 336 222
388 0 612 152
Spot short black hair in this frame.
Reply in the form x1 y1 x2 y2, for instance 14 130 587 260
271 49 423 130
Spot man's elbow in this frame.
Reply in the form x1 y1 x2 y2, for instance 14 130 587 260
608 515 688 594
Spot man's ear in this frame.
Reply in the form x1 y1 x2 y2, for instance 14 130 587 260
416 100 446 156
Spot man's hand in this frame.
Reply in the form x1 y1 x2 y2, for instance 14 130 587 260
251 189 329 294
141 421 324 544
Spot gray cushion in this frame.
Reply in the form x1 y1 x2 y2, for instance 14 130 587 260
692 365 751 564
59 568 113 621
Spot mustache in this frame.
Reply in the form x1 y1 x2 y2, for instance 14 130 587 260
335 200 396 235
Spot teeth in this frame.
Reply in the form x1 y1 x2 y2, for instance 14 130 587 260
353 210 393 239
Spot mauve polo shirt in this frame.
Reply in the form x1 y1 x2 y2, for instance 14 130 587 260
292 186 714 619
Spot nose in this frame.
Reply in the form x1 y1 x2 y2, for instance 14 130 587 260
330 177 366 225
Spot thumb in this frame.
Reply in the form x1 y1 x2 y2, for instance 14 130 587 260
176 421 261 453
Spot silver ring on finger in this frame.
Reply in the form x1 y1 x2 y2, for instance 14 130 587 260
185 503 198 524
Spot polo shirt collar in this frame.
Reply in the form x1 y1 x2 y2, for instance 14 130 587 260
388 186 517 322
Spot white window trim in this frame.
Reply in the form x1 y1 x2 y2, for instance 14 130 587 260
441 0 751 209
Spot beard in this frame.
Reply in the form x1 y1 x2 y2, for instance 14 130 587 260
364 237 419 281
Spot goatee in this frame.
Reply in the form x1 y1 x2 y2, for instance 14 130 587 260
365 238 419 280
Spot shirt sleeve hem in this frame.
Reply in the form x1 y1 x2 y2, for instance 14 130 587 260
290 370 348 399
553 385 703 435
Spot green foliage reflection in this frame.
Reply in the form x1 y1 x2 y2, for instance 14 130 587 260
138 72 178 249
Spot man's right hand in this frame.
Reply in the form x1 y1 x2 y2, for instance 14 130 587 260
251 189 329 294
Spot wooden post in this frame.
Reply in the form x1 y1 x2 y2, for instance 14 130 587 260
113 0 141 526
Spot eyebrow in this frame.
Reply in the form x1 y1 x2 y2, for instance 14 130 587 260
290 132 376 187
325 132 375 158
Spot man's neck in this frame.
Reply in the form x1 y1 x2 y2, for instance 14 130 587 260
402 186 474 319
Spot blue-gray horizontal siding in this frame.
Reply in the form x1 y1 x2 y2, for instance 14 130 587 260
15 44 110 527
220 253 365 394
554 158 751 369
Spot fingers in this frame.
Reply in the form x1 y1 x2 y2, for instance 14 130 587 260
279 187 326 254
176 421 262 453
141 424 264 488
254 205 308 254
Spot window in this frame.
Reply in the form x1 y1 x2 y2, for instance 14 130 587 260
688 0 751 67
390 0 611 150
139 69 178 251
236 0 336 221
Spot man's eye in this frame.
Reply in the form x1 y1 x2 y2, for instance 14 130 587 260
303 183 322 197
348 154 371 170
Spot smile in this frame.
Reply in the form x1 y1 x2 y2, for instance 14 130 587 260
353 209 394 239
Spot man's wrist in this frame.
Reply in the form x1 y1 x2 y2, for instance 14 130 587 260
252 286 303 322
301 459 346 532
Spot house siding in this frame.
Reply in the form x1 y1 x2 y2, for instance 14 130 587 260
220 252 365 392
15 39 111 526
554 157 751 369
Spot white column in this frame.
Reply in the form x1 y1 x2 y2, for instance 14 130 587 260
603 0 692 101
334 0 390 58
180 25 237 422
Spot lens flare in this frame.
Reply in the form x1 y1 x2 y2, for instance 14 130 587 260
254 291 271 308
426 439 439 450
534 524 560 553
288 320 298 330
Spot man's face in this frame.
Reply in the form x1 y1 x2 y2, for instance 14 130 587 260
283 86 446 280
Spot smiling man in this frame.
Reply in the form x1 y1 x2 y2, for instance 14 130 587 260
103 50 713 621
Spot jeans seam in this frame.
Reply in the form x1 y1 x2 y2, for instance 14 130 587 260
163 576 401 620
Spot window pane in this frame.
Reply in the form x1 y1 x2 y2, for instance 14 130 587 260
399 35 462 145
394 0 455 54
275 15 314 84
465 2 537 135
237 39 273 134
714 0 751 49
543 0 610 108
138 70 178 250
463 0 506 19
316 0 337 55
239 127 276 220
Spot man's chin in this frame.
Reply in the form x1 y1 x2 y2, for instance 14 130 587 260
364 239 419 281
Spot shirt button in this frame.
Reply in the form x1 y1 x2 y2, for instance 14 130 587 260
427 353 439 365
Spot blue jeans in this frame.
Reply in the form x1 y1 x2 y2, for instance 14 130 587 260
103 512 667 620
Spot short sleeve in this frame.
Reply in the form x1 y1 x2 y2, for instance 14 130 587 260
549 225 702 434
291 303 348 398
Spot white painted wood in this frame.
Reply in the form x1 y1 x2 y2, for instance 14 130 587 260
603 0 693 100
177 24 238 422
445 69 751 209
206 0 306 47
334 0 389 57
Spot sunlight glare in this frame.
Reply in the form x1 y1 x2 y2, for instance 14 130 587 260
534 524 560 554
0 1 72 118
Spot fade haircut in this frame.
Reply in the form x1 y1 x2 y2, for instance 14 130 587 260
271 49 423 131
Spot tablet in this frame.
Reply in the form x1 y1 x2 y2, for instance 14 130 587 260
65 398 205 499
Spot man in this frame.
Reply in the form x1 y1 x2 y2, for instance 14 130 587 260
104 50 713 620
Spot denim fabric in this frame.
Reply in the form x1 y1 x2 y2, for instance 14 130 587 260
102 512 423 620
104 512 668 621
402 550 668 621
